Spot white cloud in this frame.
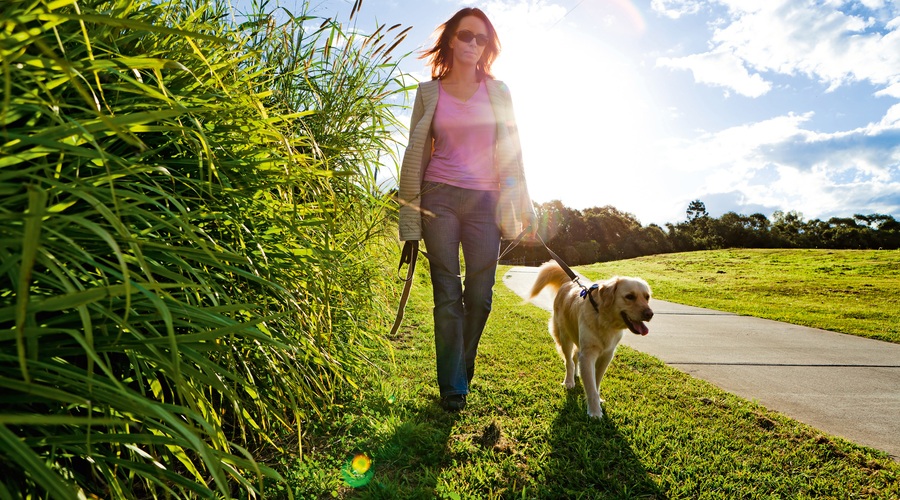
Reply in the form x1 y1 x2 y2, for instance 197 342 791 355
632 105 900 223
879 103 900 127
860 0 886 9
657 0 900 97
650 0 706 19
875 81 900 98
482 0 568 31
656 48 772 97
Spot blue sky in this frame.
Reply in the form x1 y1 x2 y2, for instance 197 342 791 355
268 0 900 226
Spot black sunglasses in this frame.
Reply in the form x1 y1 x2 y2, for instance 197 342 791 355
455 30 489 47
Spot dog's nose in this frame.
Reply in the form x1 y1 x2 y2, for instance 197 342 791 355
643 309 654 321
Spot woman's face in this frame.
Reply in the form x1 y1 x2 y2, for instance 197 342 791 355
449 15 489 68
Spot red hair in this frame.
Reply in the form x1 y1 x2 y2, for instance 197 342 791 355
420 7 500 81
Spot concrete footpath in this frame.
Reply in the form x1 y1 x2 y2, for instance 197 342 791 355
502 266 900 460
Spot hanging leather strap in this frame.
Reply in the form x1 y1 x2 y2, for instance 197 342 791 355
389 241 419 337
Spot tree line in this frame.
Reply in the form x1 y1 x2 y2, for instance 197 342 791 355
503 199 900 266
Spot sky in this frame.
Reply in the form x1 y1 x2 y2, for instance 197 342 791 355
266 0 900 226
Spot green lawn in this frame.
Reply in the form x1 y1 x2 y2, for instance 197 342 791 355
584 248 900 343
281 250 900 498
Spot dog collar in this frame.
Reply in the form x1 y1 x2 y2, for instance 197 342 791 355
580 284 600 313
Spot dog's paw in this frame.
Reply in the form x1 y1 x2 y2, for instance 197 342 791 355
563 379 576 389
587 400 605 419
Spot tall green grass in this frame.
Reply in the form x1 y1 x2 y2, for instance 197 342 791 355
0 0 408 496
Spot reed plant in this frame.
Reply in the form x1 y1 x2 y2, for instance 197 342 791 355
0 0 409 496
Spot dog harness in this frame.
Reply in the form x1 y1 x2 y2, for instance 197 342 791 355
580 283 601 312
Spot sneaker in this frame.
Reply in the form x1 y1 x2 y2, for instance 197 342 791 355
440 394 467 412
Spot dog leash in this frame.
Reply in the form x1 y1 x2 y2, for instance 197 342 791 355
389 228 532 337
534 232 601 313
389 240 419 337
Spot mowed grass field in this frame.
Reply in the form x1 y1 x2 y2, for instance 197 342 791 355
286 249 900 498
584 248 900 344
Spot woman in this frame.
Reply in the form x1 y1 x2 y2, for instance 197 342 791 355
397 7 536 412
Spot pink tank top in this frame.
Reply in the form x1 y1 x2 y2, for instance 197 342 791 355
424 80 498 191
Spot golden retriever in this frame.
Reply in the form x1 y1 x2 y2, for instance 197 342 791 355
529 261 653 418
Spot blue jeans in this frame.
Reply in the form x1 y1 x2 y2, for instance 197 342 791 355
421 182 501 397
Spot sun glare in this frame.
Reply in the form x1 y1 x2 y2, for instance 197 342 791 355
490 1 658 214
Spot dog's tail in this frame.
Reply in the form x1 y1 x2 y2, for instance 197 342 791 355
529 260 571 299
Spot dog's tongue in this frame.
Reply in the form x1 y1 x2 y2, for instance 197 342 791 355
622 312 650 336
622 314 650 336
635 322 649 336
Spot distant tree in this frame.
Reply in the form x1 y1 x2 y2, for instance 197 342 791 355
823 217 871 249
582 205 643 261
665 222 692 252
680 200 723 249
713 211 771 248
538 200 574 242
573 240 601 265
504 200 897 265
771 210 805 246
686 199 708 221
877 216 900 249
715 211 752 247
628 223 672 256
856 213 898 231
747 213 771 232
862 214 899 248
801 218 830 247
502 200 585 266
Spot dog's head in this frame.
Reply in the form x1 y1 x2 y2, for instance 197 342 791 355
598 276 653 336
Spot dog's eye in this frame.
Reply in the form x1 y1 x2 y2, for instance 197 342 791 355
624 293 636 301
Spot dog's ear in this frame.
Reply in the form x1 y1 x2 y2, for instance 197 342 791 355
597 277 619 307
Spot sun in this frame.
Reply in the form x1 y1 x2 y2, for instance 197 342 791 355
489 4 659 212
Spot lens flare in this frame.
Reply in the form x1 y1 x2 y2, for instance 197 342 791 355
351 454 371 473
341 453 374 487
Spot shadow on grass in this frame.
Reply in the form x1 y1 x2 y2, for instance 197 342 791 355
539 389 664 499
354 398 459 499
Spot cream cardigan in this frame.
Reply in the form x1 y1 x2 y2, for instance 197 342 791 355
397 79 536 241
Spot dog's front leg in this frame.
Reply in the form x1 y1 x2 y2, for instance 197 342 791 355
578 347 603 418
594 347 616 400
561 342 578 389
